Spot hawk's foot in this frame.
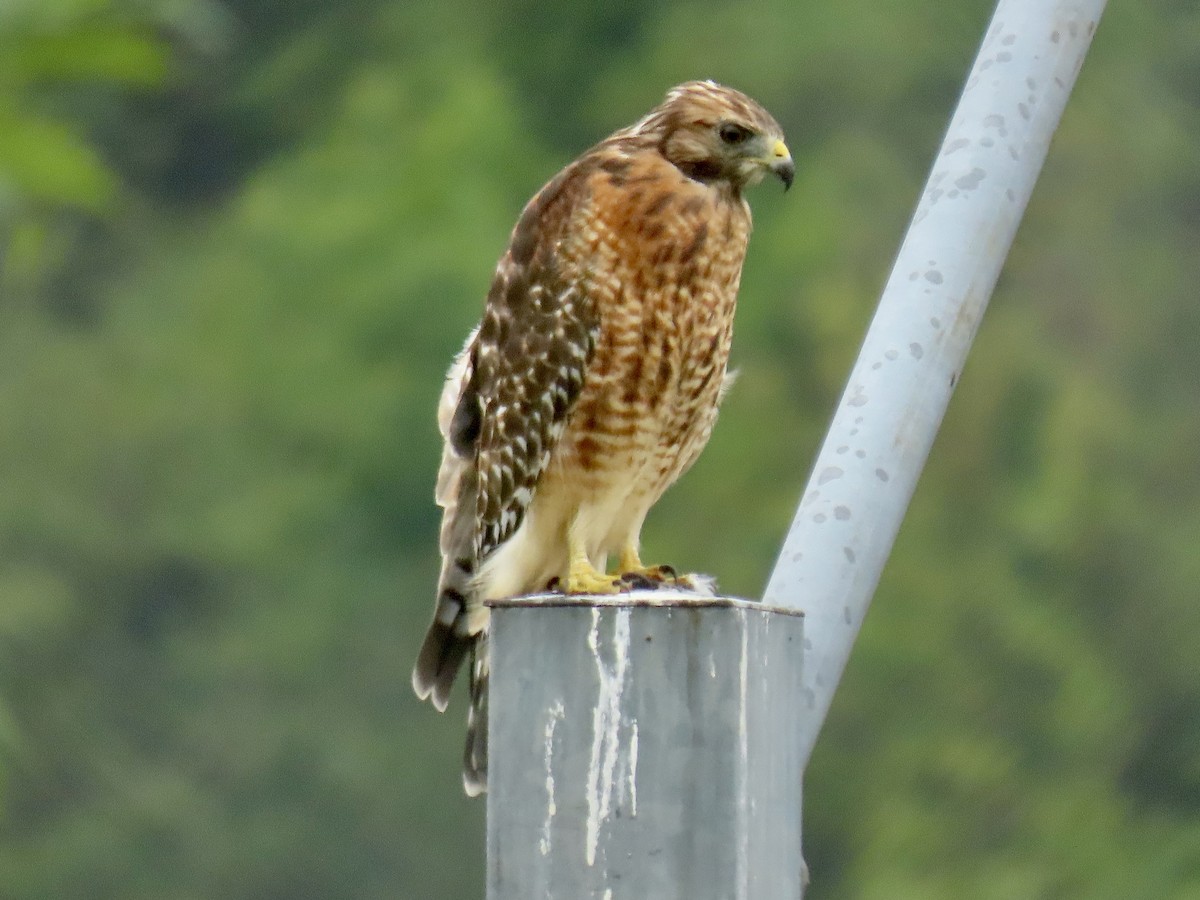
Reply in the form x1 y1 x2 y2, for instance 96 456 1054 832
618 564 680 590
619 567 712 593
617 551 717 593
563 557 622 595
617 546 687 590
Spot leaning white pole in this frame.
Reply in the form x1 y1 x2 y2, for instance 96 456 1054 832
763 0 1107 768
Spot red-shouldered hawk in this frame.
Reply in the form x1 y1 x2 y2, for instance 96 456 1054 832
413 81 793 795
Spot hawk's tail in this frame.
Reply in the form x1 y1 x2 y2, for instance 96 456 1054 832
411 585 489 796
411 471 484 713
462 633 488 796
412 447 480 713
411 587 475 713
412 325 490 792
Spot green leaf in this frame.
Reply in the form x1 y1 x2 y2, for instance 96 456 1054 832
0 103 116 210
0 27 168 88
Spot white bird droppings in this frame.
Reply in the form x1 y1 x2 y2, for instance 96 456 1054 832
585 607 635 867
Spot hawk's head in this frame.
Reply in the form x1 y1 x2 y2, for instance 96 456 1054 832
634 80 794 192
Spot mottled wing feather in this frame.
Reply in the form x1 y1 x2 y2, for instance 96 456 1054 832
435 328 478 534
413 161 601 716
411 333 481 711
470 164 600 562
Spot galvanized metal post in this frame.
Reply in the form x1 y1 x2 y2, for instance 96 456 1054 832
762 0 1108 767
486 593 806 899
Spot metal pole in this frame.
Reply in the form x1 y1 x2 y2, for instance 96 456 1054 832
486 593 806 899
762 0 1107 768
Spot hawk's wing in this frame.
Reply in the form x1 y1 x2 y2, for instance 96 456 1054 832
469 163 601 561
412 160 600 716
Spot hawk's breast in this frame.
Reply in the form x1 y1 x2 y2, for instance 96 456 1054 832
552 154 752 505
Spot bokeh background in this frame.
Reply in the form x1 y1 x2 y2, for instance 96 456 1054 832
2 0 1199 897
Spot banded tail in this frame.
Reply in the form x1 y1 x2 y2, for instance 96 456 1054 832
412 328 490 794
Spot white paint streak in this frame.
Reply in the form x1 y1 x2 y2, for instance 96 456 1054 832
540 700 565 857
585 607 632 867
628 720 639 817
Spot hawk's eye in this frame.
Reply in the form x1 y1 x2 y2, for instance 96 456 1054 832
719 123 751 145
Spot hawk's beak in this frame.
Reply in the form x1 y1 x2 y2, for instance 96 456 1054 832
769 139 795 191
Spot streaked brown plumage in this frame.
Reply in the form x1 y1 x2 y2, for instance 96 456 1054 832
413 81 793 794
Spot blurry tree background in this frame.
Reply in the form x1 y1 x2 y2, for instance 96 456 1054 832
1 0 1198 897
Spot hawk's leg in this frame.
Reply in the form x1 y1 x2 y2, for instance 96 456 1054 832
564 526 622 595
617 544 683 588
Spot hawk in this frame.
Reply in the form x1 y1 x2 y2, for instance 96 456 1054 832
412 81 793 794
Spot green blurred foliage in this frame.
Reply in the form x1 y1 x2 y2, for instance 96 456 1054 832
0 0 165 297
1 0 1199 897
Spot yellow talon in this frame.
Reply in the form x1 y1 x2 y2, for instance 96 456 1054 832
566 555 621 595
617 543 682 587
